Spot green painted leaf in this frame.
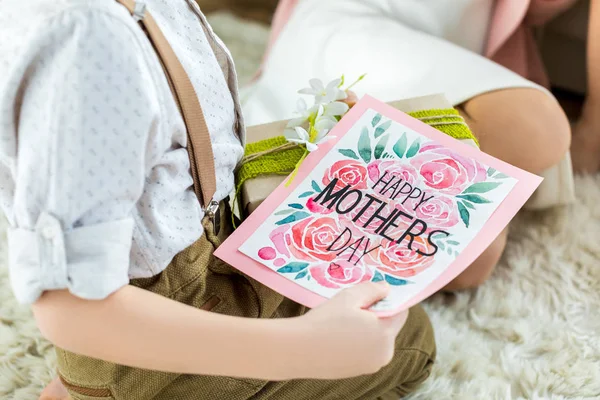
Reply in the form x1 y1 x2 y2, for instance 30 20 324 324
447 247 453 256
275 211 311 226
385 275 410 286
372 113 382 127
457 194 491 204
374 135 389 159
454 250 460 257
288 203 304 209
494 173 509 179
295 270 309 280
462 182 502 194
438 242 445 251
298 191 313 198
374 120 392 138
405 139 421 158
358 127 372 163
372 271 384 282
392 133 408 158
277 262 309 274
457 202 470 228
430 231 448 239
275 209 295 216
311 180 322 193
462 200 476 210
487 168 496 177
338 149 359 160
447 240 460 246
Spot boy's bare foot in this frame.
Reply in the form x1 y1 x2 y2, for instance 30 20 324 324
571 115 600 174
39 377 70 400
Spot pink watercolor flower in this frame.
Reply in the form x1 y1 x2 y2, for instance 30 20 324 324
323 160 368 190
269 225 291 258
340 199 412 236
306 197 334 214
366 234 436 278
404 195 460 229
410 144 486 195
309 259 374 289
367 160 421 200
286 217 348 262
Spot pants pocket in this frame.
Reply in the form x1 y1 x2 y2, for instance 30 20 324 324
59 375 114 400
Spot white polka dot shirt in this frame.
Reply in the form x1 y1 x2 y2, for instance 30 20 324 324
0 0 245 304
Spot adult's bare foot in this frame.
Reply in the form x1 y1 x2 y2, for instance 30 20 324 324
571 115 600 174
39 377 70 400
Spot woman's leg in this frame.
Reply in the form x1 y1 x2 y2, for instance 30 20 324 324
572 0 600 173
445 88 571 290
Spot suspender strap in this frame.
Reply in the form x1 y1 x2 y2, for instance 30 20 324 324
116 0 217 210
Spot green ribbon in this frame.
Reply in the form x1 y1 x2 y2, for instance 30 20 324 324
234 107 477 221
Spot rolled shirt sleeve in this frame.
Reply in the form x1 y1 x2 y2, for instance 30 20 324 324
2 8 160 303
8 214 134 304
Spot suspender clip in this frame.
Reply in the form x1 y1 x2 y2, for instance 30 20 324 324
206 200 221 235
133 1 147 22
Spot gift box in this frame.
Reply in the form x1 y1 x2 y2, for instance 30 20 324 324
236 93 478 217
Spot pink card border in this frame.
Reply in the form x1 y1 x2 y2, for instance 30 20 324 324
215 96 543 317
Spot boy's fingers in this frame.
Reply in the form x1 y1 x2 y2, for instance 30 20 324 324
336 282 390 308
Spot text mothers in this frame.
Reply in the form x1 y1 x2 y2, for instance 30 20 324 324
314 171 450 264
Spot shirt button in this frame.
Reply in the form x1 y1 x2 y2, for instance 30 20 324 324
41 225 56 240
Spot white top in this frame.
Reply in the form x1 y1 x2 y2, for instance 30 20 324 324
0 0 245 304
387 0 494 54
243 0 539 127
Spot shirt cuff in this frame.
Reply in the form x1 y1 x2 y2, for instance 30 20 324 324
8 212 133 304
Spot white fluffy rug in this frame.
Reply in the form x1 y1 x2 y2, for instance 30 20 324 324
1 12 599 400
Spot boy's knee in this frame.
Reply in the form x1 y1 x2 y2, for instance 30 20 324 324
398 305 436 357
392 305 436 395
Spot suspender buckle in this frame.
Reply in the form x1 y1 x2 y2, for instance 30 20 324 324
206 200 221 236
133 1 147 22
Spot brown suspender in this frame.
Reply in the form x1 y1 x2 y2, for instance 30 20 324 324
115 0 218 214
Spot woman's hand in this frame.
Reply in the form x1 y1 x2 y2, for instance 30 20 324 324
294 282 409 379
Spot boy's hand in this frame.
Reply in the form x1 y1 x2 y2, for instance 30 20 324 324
40 377 69 400
296 282 409 379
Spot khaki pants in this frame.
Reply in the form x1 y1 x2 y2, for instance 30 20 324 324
56 208 436 400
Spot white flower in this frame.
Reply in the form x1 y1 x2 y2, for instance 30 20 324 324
284 126 335 152
321 101 349 117
298 78 348 104
283 77 350 150
312 103 346 135
313 127 336 148
314 116 336 136
286 101 347 138
286 98 317 129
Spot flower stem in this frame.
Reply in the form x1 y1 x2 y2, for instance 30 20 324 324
308 125 318 142
346 73 367 91
285 149 309 187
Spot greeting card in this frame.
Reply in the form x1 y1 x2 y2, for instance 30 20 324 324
215 96 542 316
